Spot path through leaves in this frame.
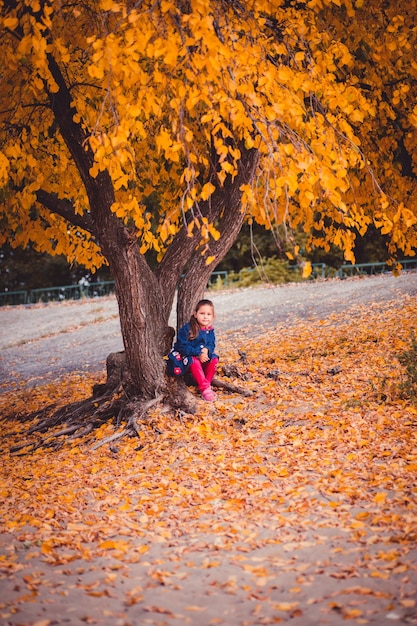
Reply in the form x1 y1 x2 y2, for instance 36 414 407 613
1 295 417 625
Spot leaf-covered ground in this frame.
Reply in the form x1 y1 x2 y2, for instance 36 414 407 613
1 295 417 625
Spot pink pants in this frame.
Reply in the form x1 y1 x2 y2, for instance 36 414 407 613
188 357 218 391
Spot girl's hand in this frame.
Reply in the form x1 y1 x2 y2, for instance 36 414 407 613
199 348 209 363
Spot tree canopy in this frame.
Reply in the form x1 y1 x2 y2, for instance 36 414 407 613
2 0 415 270
1 0 417 411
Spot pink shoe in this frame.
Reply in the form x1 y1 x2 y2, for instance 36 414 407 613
201 387 216 402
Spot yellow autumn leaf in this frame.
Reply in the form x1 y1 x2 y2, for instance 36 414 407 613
100 0 115 10
4 16 19 30
208 224 220 240
200 181 216 200
99 540 120 550
401 599 416 608
374 492 387 504
344 609 363 618
274 602 299 611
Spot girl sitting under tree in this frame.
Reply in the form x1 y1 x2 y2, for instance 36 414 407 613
169 299 218 402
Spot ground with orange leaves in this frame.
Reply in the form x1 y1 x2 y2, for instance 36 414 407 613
1 279 417 625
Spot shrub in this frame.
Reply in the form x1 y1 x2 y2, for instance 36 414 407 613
224 257 302 287
227 257 303 287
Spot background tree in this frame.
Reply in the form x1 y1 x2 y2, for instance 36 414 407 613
1 0 416 422
0 243 114 291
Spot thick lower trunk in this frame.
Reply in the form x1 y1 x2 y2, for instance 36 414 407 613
109 244 171 398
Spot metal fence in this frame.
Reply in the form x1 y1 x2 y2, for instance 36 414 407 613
337 259 417 277
0 273 227 307
0 280 117 307
0 289 28 306
28 280 117 304
1 261 416 307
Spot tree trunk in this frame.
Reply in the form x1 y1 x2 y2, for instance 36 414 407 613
44 47 174 401
103 233 172 399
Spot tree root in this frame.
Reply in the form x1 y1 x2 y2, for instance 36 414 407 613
8 378 197 454
8 352 252 454
211 376 253 397
91 396 162 450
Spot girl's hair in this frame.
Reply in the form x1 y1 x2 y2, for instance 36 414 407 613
188 299 215 340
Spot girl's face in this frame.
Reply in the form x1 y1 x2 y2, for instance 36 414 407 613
194 304 214 328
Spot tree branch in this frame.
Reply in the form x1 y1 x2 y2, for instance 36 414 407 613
156 145 259 321
175 146 260 326
35 189 94 233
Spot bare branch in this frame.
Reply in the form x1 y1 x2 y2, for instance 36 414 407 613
36 189 94 233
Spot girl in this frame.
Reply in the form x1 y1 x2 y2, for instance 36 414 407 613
173 299 218 402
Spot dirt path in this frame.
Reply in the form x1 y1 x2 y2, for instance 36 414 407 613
1 272 417 390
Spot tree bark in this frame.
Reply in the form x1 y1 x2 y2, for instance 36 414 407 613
106 238 169 398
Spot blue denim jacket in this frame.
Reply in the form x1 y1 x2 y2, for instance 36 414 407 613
174 323 218 360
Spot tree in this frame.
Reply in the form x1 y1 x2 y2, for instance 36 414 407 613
1 0 416 427
0 243 114 291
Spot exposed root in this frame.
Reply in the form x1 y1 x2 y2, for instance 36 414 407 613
211 376 253 397
91 395 163 450
9 372 197 455
7 348 252 454
9 390 125 454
